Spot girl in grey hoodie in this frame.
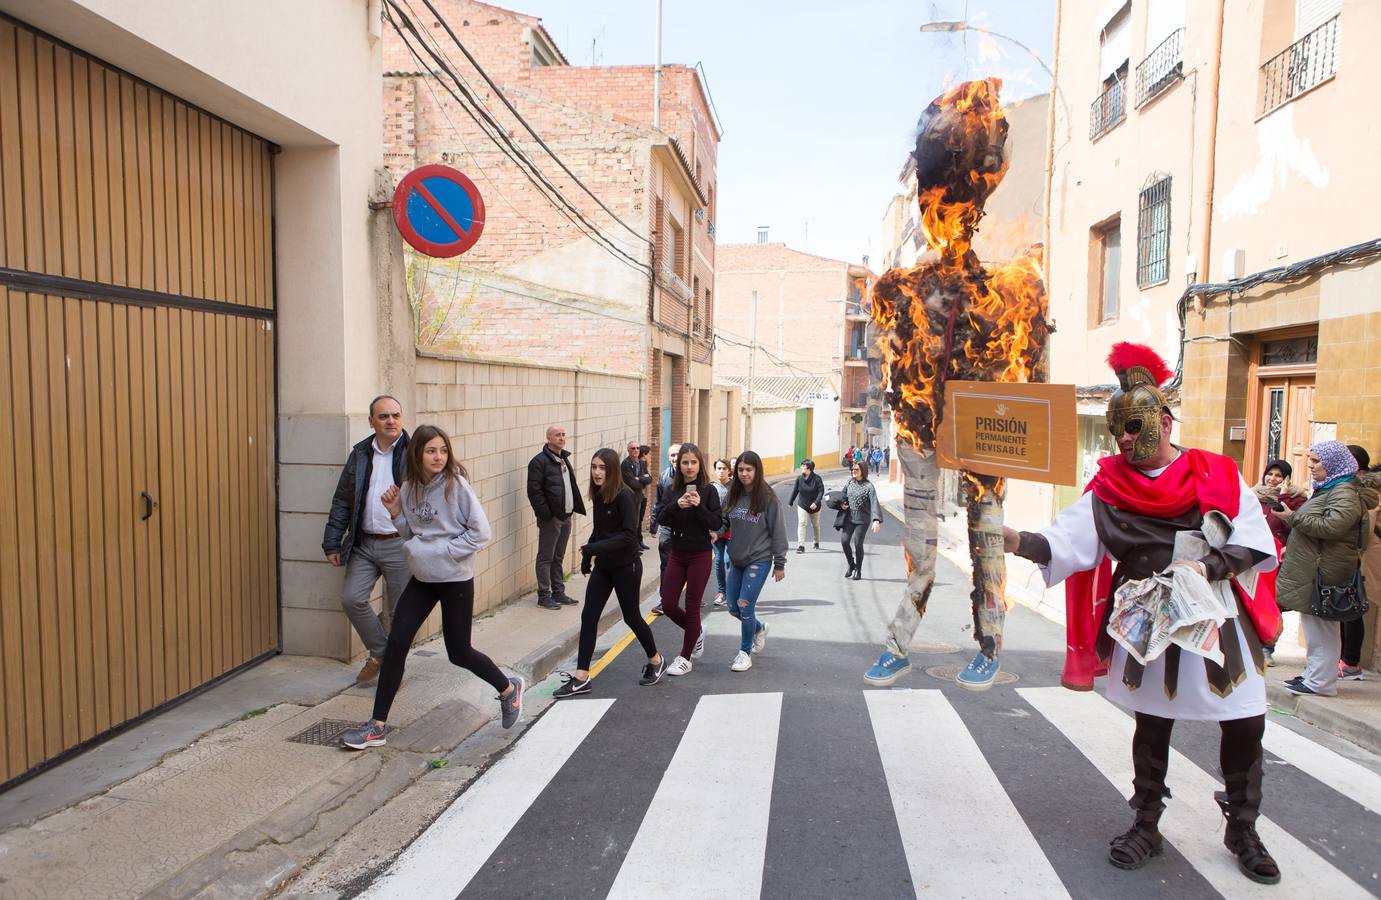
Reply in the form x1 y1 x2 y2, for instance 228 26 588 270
723 451 788 673
342 425 521 750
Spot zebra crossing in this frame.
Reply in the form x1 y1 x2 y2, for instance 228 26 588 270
361 688 1381 900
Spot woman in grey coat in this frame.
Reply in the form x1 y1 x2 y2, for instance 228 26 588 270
839 459 883 580
1275 440 1378 697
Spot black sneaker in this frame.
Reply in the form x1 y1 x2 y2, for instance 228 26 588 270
553 672 592 699
500 675 525 728
556 594 578 606
813 542 820 549
796 545 805 554
537 596 561 610
640 657 668 686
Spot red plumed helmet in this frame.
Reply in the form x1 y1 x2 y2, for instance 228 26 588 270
1107 342 1172 387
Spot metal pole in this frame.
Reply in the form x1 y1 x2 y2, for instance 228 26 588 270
746 289 757 448
653 0 663 129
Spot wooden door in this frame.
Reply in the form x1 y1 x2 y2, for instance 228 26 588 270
1253 376 1316 481
0 16 277 785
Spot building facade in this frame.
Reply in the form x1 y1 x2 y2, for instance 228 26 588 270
714 240 868 473
0 0 385 783
1049 0 1381 661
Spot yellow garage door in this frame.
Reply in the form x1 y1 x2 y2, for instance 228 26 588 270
0 16 278 785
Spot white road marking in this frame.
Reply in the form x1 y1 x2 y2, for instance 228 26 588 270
1020 687 1371 899
606 692 783 900
1263 719 1381 815
360 698 615 900
865 689 1070 898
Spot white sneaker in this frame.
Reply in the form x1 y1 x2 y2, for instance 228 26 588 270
751 621 768 654
666 656 693 676
731 651 753 672
691 632 705 660
713 592 726 607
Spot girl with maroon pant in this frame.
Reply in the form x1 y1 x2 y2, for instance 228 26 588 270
656 443 723 676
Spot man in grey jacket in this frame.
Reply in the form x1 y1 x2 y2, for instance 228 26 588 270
322 395 410 684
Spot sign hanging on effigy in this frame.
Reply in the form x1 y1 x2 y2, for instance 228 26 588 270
936 381 1078 485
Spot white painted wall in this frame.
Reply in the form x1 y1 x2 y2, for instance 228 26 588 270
811 396 840 459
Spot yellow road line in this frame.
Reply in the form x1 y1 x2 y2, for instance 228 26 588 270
586 611 659 679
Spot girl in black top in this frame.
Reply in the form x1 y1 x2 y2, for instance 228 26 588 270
655 442 723 676
555 448 666 698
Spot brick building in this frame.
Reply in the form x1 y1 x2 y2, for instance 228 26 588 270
379 1 722 635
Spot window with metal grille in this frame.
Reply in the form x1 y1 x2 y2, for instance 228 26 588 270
1137 175 1171 288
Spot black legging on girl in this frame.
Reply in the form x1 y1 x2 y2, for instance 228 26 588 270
842 520 868 571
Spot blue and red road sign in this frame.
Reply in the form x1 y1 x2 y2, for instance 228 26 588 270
392 164 486 257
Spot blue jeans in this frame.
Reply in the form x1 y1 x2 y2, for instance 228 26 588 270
711 540 729 595
726 560 772 653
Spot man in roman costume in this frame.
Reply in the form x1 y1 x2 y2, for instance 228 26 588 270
1003 342 1283 885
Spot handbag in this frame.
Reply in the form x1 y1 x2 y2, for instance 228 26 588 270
824 489 847 511
1310 566 1369 621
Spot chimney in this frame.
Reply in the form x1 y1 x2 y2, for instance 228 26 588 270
757 226 769 244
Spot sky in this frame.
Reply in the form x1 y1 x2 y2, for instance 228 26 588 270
506 0 1057 268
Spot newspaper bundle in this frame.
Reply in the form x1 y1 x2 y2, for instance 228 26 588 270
1106 511 1241 667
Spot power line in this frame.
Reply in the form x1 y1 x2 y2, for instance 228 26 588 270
414 0 650 246
384 1 653 278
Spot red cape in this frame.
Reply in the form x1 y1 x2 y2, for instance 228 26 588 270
1061 449 1283 691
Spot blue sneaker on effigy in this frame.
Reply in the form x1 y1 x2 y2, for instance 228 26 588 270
864 651 911 686
957 652 1001 691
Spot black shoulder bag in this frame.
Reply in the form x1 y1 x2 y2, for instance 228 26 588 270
1309 511 1371 622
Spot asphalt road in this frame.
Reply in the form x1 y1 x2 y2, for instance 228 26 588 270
354 479 1381 900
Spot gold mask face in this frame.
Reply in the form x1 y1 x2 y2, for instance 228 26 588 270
1106 366 1167 462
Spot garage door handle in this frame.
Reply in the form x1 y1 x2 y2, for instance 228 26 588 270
141 491 155 521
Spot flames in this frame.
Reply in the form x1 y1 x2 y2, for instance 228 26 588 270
871 78 1050 450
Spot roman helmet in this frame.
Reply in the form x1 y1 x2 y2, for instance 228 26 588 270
1105 342 1173 462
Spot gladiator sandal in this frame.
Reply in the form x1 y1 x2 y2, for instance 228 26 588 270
1108 810 1164 870
1215 792 1281 885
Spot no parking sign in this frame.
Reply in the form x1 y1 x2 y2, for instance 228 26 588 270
392 164 486 257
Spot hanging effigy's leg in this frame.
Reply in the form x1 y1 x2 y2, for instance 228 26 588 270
882 440 941 656
964 472 1008 658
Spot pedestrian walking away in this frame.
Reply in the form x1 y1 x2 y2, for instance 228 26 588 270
341 425 522 751
649 442 681 614
723 451 787 672
321 395 412 685
622 440 653 551
527 425 586 610
1274 440 1376 697
1003 343 1283 884
554 449 665 698
837 460 882 580
788 458 825 553
711 458 733 606
870 446 884 471
655 442 723 676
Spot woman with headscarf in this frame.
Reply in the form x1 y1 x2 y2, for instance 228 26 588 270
1275 441 1378 696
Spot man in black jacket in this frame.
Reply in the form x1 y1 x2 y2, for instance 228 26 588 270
322 395 411 684
788 459 826 553
621 441 653 550
527 425 586 609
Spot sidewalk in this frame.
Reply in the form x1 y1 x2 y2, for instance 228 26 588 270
874 478 1381 758
0 546 663 899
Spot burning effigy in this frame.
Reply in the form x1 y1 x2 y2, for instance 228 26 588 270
864 78 1051 689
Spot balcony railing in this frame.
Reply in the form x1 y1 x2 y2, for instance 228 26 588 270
1135 28 1184 107
1261 15 1340 115
1089 77 1126 140
845 301 869 317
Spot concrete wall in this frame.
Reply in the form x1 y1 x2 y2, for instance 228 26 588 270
742 407 801 476
811 396 841 460
413 357 642 633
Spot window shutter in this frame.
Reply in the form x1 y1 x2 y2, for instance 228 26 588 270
1145 0 1185 51
1295 0 1342 38
1100 4 1132 79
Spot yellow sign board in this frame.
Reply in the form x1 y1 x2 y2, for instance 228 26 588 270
936 381 1078 485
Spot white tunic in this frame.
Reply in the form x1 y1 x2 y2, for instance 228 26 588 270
1037 460 1279 720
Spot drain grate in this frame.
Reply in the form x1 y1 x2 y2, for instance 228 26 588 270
924 664 1020 686
286 718 359 746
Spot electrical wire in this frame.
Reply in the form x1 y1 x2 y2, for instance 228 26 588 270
384 1 653 278
415 0 650 246
1169 236 1381 389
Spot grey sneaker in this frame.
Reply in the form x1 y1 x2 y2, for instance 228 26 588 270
752 620 768 654
340 718 387 750
500 675 525 728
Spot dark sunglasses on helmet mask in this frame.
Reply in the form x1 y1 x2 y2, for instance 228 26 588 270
1110 418 1144 436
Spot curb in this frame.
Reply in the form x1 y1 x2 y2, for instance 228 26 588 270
512 567 663 684
1265 683 1381 757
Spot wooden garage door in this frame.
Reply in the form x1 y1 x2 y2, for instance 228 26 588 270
0 17 277 784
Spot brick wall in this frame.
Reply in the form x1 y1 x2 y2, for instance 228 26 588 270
413 355 642 629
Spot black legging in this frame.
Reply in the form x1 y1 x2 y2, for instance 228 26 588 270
374 578 509 722
578 559 656 670
1342 617 1366 667
842 520 868 572
1131 712 1266 822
